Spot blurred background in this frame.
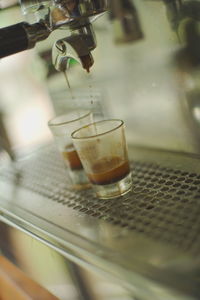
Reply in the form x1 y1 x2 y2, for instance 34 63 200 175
1 1 200 299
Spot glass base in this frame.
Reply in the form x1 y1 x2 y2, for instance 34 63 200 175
93 172 132 199
68 169 91 191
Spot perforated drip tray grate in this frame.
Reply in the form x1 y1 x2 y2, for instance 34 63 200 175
1 145 200 256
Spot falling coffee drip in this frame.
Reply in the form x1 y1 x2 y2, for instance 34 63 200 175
63 66 98 144
63 70 76 101
87 72 98 136
63 70 83 120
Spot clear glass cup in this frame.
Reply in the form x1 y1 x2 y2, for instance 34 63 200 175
72 119 132 199
48 110 93 190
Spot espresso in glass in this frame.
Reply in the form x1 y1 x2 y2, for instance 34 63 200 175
72 119 132 199
48 110 93 189
62 144 83 170
88 156 130 185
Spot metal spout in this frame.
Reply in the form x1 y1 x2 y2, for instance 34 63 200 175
52 23 95 72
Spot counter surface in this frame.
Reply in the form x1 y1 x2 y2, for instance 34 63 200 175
0 144 200 300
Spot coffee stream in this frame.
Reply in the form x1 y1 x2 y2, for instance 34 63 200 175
63 71 75 101
62 71 129 186
63 70 94 117
87 73 98 136
63 69 98 153
64 70 98 136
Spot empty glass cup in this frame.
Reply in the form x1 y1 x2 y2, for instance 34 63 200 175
48 110 93 190
72 119 132 199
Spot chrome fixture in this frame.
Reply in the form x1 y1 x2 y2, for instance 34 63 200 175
0 0 108 72
52 23 96 73
51 0 143 72
0 0 143 72
109 0 143 44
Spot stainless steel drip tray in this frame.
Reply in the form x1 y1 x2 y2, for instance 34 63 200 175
0 144 200 300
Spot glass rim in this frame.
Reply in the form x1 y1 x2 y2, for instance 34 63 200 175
71 119 124 140
48 110 92 127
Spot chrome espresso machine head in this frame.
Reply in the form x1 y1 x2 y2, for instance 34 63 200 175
0 0 109 72
0 0 144 72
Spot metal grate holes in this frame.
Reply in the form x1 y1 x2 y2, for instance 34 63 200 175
1 147 200 255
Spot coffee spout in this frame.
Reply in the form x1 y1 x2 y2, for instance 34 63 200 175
52 23 95 72
79 54 94 73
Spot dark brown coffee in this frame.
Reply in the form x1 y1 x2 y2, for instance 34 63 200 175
88 156 130 185
62 144 83 170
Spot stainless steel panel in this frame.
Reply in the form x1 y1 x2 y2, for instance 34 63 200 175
0 144 200 299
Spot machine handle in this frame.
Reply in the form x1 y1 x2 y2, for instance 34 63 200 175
0 22 31 58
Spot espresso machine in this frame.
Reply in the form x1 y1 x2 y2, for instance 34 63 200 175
0 0 143 71
1 1 200 300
